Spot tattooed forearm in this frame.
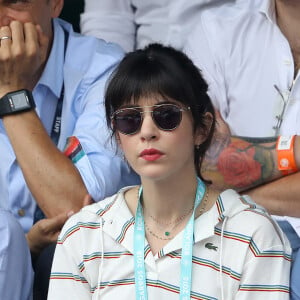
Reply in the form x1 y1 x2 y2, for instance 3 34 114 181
202 135 279 191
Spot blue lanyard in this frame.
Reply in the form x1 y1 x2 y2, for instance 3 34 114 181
50 86 64 145
50 29 68 146
134 178 206 299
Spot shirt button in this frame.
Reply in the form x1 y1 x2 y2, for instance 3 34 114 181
284 60 292 66
18 209 26 217
289 99 295 104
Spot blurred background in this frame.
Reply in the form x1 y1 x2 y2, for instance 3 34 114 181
59 0 84 33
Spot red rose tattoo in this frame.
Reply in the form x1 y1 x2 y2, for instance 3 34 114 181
217 140 261 188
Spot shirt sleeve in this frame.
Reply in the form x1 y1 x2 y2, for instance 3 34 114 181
80 0 136 52
59 37 140 202
0 210 33 300
65 71 140 202
48 215 92 299
234 217 291 300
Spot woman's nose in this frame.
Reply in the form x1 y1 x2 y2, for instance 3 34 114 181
139 112 159 141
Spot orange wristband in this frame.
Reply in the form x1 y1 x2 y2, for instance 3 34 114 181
276 135 298 175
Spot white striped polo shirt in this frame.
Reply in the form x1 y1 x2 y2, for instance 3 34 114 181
48 187 291 300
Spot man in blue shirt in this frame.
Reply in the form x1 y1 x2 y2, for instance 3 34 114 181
0 0 138 298
0 1 137 233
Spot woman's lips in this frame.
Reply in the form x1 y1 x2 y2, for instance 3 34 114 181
140 148 164 161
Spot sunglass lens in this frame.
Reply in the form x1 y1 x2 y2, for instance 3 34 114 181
153 105 182 130
114 109 141 135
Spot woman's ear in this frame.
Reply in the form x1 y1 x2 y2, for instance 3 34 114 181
194 112 214 146
115 132 122 148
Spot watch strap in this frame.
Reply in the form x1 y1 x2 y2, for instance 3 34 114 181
0 93 13 117
0 89 35 118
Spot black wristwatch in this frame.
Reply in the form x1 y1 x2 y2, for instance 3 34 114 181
0 89 36 118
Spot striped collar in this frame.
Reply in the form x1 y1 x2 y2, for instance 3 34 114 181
83 187 264 258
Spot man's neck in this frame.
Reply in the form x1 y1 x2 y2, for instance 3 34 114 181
276 0 300 76
276 0 300 51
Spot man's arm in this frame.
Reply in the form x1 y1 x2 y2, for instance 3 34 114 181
203 114 300 216
203 135 280 191
0 21 87 217
3 110 87 217
244 173 300 217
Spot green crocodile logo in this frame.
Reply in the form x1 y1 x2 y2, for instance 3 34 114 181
205 242 218 251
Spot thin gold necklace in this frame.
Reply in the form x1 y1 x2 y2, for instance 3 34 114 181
143 186 210 240
147 205 194 226
145 209 194 240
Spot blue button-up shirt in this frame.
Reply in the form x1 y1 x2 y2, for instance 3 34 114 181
0 209 33 299
0 18 139 232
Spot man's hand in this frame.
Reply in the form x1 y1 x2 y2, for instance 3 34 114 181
26 195 93 256
26 210 72 256
0 21 49 96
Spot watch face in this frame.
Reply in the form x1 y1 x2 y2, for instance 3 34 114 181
10 93 30 110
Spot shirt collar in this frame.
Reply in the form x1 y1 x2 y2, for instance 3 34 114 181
37 18 65 98
259 0 277 24
101 187 136 253
98 189 253 256
100 187 220 255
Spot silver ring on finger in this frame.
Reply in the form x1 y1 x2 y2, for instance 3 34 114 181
0 36 12 41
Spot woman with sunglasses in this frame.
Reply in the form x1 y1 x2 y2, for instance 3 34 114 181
48 44 291 300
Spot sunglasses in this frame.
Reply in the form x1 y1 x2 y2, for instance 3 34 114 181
111 103 191 135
